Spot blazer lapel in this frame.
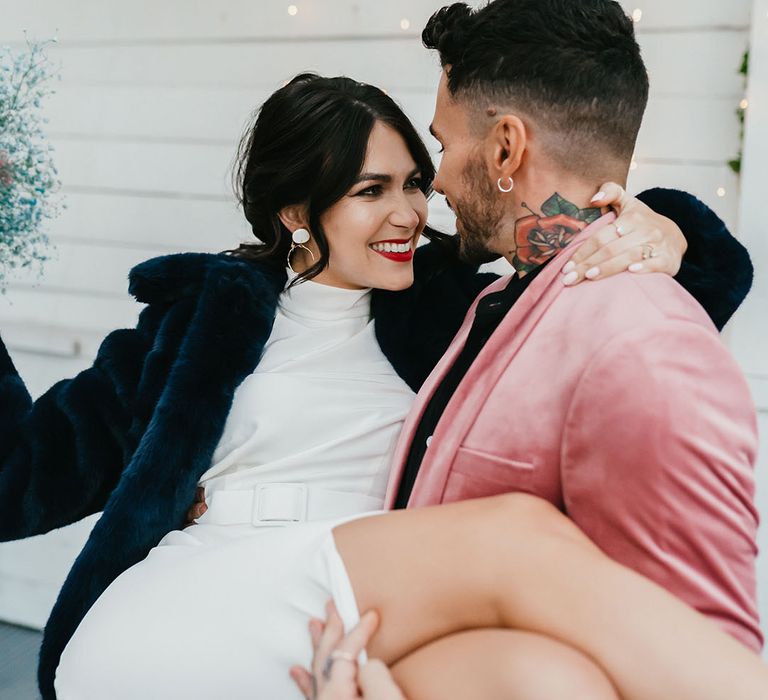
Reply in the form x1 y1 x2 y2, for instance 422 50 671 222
407 213 616 506
383 274 510 507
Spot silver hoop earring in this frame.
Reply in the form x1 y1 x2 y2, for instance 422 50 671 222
287 227 317 274
497 177 514 193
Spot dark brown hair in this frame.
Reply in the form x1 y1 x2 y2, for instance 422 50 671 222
423 0 649 166
223 73 449 282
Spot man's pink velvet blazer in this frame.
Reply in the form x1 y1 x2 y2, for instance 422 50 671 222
384 214 762 651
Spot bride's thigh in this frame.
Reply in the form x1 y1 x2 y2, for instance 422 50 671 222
390 629 619 700
333 493 598 664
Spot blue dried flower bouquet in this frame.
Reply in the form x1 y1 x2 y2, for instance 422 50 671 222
0 37 62 292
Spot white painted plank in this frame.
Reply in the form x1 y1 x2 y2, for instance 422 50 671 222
3 241 173 297
619 0 752 29
0 0 750 44
46 190 252 250
0 323 113 370
0 0 442 43
627 161 740 231
19 30 743 100
640 30 749 98
0 517 99 629
45 38 441 92
54 139 235 197
0 287 142 332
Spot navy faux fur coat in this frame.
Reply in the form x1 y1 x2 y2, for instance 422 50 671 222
0 189 753 698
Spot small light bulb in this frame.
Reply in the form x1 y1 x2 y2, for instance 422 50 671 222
632 8 643 22
717 187 726 197
287 5 298 16
630 160 638 171
400 18 411 30
739 98 749 110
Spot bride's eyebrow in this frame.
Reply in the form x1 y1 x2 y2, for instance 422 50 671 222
354 167 421 184
354 173 392 184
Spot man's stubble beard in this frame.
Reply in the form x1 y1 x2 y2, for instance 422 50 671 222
453 153 507 265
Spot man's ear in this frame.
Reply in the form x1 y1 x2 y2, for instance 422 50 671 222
490 114 527 179
278 204 309 233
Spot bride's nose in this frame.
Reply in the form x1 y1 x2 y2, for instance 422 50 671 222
388 198 420 230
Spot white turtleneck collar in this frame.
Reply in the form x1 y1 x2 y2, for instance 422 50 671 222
279 268 372 324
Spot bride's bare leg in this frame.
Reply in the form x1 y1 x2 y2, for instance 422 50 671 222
333 493 768 700
390 629 619 700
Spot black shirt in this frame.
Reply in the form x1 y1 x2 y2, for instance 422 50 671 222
393 261 551 508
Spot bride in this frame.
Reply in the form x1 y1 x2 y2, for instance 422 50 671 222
0 73 759 699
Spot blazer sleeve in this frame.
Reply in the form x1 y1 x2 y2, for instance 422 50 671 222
637 188 752 330
561 320 762 652
0 303 163 541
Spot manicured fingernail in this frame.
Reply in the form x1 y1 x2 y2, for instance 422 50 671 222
585 267 600 279
563 271 579 286
590 191 606 203
562 261 576 274
628 263 644 273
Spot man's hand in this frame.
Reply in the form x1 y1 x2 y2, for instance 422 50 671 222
562 181 688 286
183 486 207 528
290 601 405 700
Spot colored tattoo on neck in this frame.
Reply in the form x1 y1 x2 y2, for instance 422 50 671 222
513 193 602 274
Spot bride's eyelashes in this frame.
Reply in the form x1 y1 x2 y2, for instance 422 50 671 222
355 177 423 197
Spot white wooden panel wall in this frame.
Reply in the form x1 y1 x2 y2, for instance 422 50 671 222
730 0 768 658
0 0 761 647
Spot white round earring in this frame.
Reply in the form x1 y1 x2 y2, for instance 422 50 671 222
497 177 514 193
287 227 317 273
292 228 310 245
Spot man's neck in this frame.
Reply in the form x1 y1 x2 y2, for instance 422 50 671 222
501 189 611 277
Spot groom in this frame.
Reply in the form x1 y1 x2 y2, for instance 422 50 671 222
384 0 762 651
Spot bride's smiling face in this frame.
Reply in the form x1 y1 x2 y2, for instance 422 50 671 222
291 121 429 291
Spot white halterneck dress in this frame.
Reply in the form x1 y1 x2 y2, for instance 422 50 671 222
54 272 416 699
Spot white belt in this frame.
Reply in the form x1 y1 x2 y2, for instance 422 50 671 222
197 482 383 527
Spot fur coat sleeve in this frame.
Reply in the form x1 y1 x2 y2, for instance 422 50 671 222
376 188 753 392
0 303 168 540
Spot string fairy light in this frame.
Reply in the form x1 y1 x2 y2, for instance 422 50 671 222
632 8 643 23
716 187 727 198
287 5 298 16
740 98 749 110
400 18 411 31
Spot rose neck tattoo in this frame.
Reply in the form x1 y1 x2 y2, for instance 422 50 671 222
512 193 602 275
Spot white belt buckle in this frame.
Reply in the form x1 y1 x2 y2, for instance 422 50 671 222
253 483 309 524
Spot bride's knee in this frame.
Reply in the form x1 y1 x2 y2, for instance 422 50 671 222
502 643 620 700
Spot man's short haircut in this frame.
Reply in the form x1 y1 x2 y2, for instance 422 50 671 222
423 0 649 170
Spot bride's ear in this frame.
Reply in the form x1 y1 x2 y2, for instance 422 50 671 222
278 204 310 234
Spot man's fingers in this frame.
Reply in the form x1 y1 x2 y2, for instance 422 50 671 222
313 601 345 677
190 503 208 519
289 665 314 699
335 610 380 658
359 659 406 700
194 486 205 503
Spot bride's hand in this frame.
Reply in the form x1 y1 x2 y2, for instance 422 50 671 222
562 182 688 286
290 601 405 700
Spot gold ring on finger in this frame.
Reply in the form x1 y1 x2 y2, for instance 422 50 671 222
321 651 357 681
641 244 657 260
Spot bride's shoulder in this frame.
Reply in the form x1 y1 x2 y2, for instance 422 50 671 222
127 252 285 305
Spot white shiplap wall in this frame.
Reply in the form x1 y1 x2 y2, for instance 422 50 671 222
0 0 762 648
